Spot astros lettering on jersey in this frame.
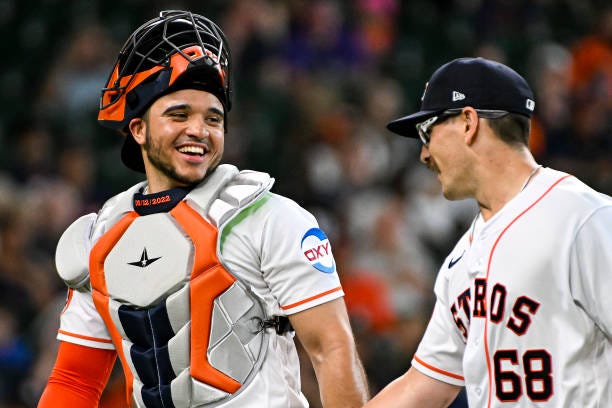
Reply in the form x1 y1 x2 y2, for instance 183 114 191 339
412 168 612 407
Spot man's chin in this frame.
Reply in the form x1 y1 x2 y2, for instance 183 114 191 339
145 155 222 188
442 188 470 201
441 184 462 201
176 163 220 187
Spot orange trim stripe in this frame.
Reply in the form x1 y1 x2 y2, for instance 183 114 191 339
484 174 571 407
280 286 343 310
414 355 464 381
58 329 114 344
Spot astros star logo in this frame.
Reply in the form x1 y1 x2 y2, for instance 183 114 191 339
128 247 162 268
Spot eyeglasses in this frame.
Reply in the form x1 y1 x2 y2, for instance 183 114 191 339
415 109 509 146
415 112 458 146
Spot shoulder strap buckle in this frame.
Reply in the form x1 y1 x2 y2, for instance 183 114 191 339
260 316 294 334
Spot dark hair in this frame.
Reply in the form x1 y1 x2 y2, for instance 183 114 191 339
486 113 531 147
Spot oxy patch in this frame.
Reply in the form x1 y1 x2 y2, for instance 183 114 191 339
301 228 335 273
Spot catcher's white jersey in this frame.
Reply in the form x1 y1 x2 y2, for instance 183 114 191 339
56 165 343 407
413 168 612 407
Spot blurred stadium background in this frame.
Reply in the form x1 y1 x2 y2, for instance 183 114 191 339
0 0 610 406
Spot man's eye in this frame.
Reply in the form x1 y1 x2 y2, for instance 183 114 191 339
170 112 187 118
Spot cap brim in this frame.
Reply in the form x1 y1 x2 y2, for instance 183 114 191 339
121 135 146 173
386 109 441 138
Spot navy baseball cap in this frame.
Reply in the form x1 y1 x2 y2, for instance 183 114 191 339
387 57 535 137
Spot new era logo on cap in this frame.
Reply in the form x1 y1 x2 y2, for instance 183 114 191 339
526 99 535 111
452 91 465 101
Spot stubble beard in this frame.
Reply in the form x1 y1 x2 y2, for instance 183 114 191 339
144 128 219 188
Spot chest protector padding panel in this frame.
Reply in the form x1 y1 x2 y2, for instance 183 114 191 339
88 165 274 408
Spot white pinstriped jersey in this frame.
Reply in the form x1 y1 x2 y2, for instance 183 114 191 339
56 165 344 407
413 168 612 407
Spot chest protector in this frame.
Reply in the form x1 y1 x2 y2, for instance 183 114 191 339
61 165 275 407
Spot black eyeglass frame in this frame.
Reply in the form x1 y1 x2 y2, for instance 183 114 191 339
415 108 509 145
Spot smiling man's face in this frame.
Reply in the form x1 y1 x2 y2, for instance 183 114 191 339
129 88 225 192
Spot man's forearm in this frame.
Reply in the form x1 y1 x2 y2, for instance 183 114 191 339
364 367 461 408
312 343 369 407
290 299 369 407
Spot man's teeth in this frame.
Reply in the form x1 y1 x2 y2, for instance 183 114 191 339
178 146 204 155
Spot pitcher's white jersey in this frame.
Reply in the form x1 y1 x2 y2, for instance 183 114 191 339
56 165 344 407
413 167 612 407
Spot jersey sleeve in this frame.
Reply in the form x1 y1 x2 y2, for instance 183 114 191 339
57 288 115 350
569 205 612 338
252 194 344 314
38 341 116 407
412 264 466 386
55 212 114 350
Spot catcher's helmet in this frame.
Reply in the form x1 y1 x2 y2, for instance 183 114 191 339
98 10 232 172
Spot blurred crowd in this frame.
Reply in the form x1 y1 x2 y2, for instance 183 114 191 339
0 0 610 406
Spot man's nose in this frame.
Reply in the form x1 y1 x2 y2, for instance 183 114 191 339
186 116 208 138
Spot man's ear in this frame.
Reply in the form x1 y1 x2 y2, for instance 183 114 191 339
462 107 479 146
128 118 146 146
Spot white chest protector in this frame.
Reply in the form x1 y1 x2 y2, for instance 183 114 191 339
57 165 279 407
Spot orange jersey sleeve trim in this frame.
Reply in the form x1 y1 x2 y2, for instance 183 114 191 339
38 341 116 407
413 355 464 381
58 329 114 344
280 286 343 310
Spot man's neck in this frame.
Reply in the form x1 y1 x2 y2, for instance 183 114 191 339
475 148 539 221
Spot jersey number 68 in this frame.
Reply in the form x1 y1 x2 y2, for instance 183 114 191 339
494 349 553 402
